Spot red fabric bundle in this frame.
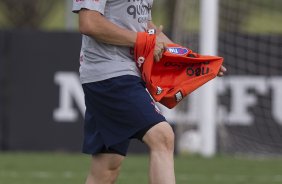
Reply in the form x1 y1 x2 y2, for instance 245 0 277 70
134 32 223 108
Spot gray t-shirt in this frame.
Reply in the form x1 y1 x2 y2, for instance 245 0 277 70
73 0 153 83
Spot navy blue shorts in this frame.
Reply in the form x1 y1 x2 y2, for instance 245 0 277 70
82 75 166 156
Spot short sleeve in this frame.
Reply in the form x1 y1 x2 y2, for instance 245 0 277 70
72 0 107 14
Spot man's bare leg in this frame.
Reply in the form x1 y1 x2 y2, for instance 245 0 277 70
85 153 124 184
143 122 176 184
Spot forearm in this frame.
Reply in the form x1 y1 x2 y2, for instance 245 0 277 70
79 9 137 47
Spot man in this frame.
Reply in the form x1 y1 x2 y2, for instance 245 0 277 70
73 1 225 184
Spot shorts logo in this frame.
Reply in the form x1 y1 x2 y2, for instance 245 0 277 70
167 47 189 55
175 91 183 102
151 101 161 114
137 56 145 67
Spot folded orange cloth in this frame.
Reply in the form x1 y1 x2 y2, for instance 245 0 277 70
134 32 223 108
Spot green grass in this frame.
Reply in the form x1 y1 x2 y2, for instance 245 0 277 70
0 152 282 184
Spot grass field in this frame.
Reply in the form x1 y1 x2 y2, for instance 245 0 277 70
0 152 282 184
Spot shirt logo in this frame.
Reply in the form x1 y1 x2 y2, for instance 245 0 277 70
127 0 152 23
167 47 189 55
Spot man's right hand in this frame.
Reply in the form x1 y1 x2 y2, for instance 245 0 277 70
154 25 167 62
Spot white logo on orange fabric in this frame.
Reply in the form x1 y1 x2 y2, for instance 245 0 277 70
156 86 163 95
137 56 145 67
175 91 183 102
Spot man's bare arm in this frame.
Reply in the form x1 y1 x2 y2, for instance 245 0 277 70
147 21 174 45
79 9 137 47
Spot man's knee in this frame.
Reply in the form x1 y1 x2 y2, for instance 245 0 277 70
87 154 124 184
143 122 175 152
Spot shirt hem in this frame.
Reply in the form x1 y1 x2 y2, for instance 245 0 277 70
80 72 141 84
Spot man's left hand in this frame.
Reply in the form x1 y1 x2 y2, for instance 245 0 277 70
217 65 227 77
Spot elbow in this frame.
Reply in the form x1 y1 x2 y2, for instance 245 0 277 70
79 20 105 40
79 25 88 35
79 21 93 36
78 10 102 37
79 22 104 40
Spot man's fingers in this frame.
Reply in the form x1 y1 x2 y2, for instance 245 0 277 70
156 42 166 53
217 65 227 77
153 41 166 62
217 72 224 77
154 25 165 62
161 42 166 51
154 47 164 62
220 65 227 72
154 52 160 62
